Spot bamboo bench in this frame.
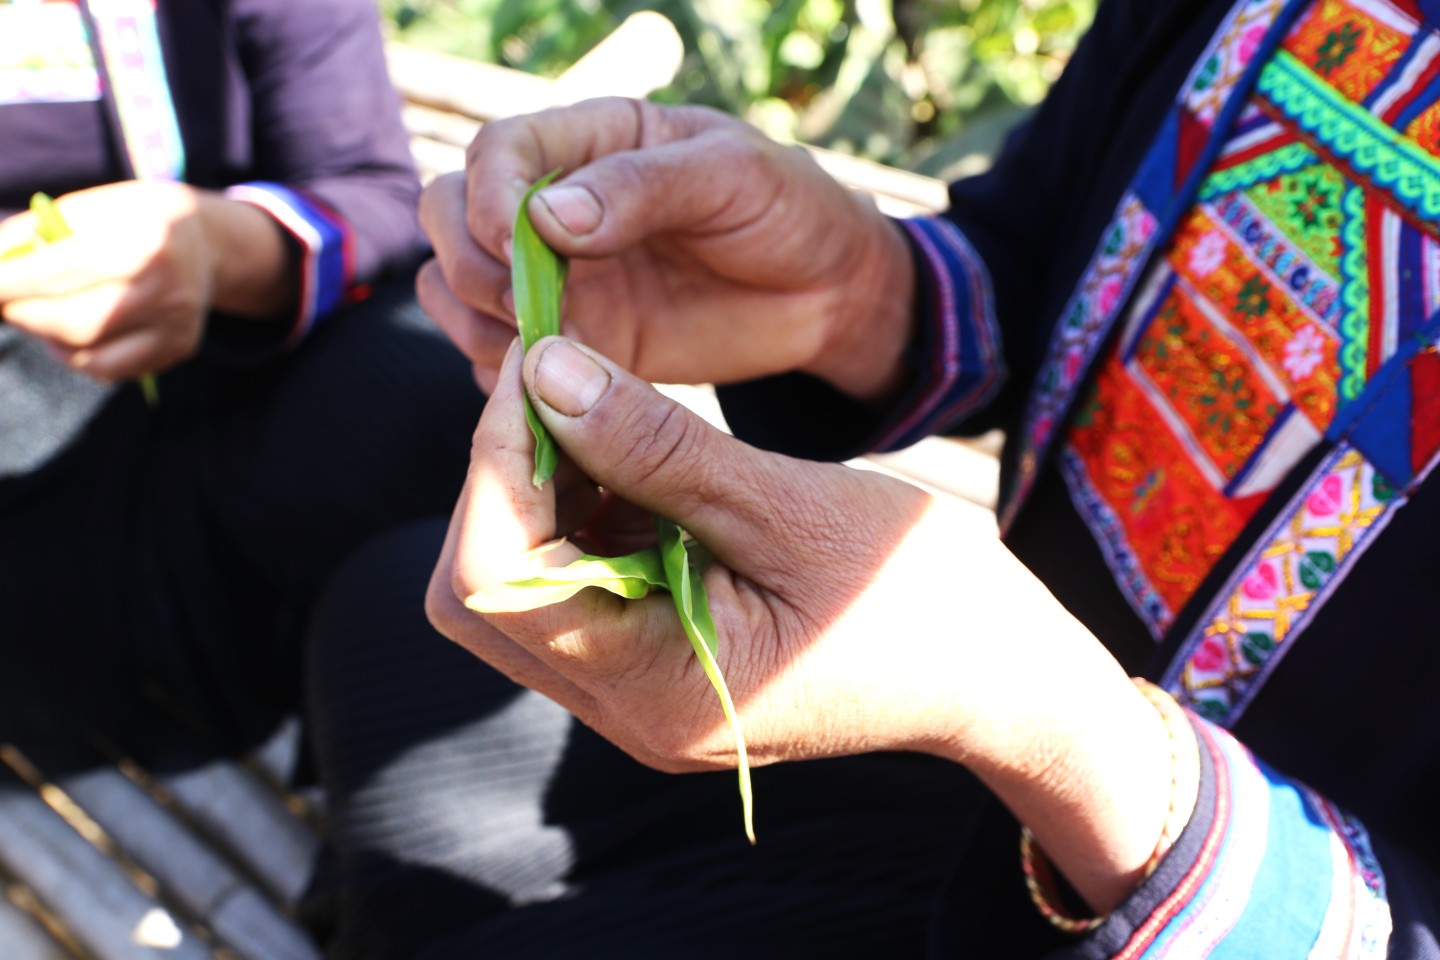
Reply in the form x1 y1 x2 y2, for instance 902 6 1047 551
0 17 999 959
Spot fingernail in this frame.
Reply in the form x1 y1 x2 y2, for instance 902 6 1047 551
534 340 610 416
501 234 514 263
537 185 603 236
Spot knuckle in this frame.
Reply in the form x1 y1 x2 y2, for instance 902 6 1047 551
613 399 709 503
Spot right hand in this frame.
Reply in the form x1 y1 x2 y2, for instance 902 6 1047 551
417 98 916 399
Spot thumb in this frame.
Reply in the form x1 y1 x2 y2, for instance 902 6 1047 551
522 336 802 570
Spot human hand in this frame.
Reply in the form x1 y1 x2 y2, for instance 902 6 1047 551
429 336 1184 911
417 98 915 399
0 182 218 381
0 181 292 382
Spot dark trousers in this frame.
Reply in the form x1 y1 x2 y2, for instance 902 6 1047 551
0 277 484 755
302 519 998 959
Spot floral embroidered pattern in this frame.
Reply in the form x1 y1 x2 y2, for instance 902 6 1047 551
1282 323 1329 379
1283 0 1408 103
1021 195 1158 458
1185 0 1293 127
1064 358 1267 633
1169 206 1342 429
1135 290 1286 479
1161 446 1399 726
1001 0 1293 534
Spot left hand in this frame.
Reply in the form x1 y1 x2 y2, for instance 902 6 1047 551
428 336 1180 912
0 182 216 381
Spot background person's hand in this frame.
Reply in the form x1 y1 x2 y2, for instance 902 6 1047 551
0 181 292 382
428 336 1186 914
418 98 915 400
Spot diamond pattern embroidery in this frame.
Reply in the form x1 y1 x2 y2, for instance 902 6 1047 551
1172 447 1397 723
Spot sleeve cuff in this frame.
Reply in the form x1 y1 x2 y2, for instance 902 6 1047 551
873 216 1007 452
223 181 355 347
1065 713 1392 959
715 215 1006 461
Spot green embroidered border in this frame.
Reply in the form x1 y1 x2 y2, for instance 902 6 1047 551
1198 141 1318 202
1259 50 1440 223
1339 184 1369 402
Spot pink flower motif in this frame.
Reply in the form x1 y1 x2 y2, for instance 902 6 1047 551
1306 473 1344 518
1242 560 1280 601
1063 346 1083 386
1192 636 1228 673
1096 277 1124 316
1282 323 1328 381
1188 231 1227 278
1237 24 1267 66
1132 213 1157 245
1030 414 1053 447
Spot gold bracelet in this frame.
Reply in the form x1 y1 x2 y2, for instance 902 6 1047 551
1018 678 1190 936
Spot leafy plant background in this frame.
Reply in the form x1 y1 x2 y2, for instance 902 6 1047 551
379 0 1096 179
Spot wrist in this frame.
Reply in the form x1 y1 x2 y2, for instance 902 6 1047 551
996 678 1200 919
802 201 916 404
195 190 296 321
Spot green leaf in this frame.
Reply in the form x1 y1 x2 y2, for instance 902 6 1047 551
495 178 755 842
31 192 71 243
0 240 35 261
658 517 754 844
512 169 568 488
465 550 669 613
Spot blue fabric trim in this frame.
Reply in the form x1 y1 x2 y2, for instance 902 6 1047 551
1207 759 1345 959
227 181 351 338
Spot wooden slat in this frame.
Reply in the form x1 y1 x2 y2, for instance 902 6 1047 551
0 764 212 960
29 748 318 960
153 760 319 911
0 888 76 960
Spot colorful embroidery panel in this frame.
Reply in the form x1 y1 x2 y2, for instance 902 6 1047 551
1161 445 1405 725
1000 0 1298 533
1060 1 1440 636
0 1 101 105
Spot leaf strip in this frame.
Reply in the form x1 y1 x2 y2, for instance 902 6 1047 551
511 169 567 487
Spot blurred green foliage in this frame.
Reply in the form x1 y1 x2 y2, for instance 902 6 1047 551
378 0 1095 177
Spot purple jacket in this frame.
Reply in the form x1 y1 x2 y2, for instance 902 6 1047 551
0 0 427 336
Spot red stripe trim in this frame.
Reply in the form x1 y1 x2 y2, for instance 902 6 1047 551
1366 197 1389 377
1212 130 1300 172
1114 722 1233 960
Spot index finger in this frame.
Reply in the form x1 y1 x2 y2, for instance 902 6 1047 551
463 97 711 259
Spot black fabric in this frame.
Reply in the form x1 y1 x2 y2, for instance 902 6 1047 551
302 520 993 960
0 277 482 756
717 0 1440 952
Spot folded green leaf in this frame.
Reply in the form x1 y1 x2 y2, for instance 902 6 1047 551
31 192 71 244
465 550 669 613
512 169 567 488
658 518 755 844
492 173 756 843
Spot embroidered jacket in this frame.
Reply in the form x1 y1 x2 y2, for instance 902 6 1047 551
721 0 1440 955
